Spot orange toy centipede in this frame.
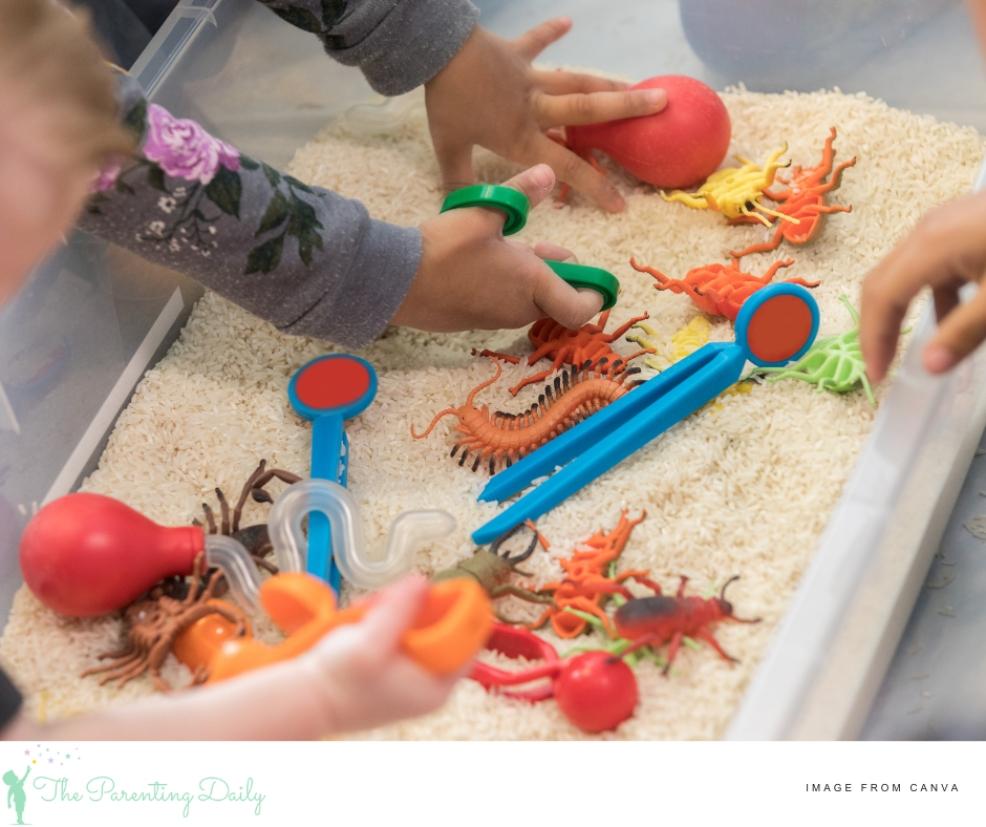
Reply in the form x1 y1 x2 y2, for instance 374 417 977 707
529 511 660 639
476 310 654 396
410 361 642 475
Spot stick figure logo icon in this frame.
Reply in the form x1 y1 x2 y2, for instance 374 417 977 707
2 765 29 825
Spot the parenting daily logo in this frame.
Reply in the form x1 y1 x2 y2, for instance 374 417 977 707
2 745 266 823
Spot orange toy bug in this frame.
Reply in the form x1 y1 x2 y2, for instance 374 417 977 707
528 511 661 639
477 311 653 396
729 127 856 259
613 575 761 675
411 361 642 474
628 256 820 321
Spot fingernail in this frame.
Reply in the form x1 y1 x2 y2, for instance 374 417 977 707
644 89 666 106
924 344 956 374
530 164 554 188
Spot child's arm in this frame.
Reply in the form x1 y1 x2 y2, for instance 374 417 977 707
79 79 602 345
19 768 28 784
860 191 986 382
2 577 462 741
254 2 665 209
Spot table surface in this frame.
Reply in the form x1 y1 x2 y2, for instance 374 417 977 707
862 423 986 740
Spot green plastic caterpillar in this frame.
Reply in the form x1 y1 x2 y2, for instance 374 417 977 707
758 295 875 405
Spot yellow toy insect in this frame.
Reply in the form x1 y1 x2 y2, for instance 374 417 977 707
662 144 797 226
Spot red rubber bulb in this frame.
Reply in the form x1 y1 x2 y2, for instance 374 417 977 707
19 493 204 617
567 75 731 190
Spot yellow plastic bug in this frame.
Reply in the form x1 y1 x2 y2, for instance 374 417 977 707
626 317 753 402
662 144 797 226
627 316 711 372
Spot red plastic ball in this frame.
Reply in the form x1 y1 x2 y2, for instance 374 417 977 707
554 651 638 733
567 75 731 189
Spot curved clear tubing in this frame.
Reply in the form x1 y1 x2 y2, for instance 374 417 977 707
204 479 456 609
268 479 456 590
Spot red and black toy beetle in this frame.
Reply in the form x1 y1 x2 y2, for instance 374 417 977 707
614 575 761 674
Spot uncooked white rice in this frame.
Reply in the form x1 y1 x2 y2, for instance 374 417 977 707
1 87 982 739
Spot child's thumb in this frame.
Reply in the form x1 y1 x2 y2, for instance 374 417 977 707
503 163 556 211
357 575 430 652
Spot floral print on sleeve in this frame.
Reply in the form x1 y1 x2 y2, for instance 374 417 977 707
89 98 326 273
79 79 422 348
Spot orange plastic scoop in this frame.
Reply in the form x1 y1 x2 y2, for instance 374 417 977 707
204 574 492 682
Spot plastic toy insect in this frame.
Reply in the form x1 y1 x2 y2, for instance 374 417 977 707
82 552 248 691
613 575 761 675
757 295 875 405
629 256 819 321
528 511 660 638
662 144 795 225
627 316 712 372
411 361 643 475
432 522 554 620
729 127 856 259
477 310 653 396
193 459 301 576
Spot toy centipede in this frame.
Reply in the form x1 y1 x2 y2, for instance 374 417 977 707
411 360 643 474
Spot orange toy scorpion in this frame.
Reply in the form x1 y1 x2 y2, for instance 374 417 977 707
528 511 662 639
411 361 642 475
476 311 653 396
729 127 856 259
628 256 820 321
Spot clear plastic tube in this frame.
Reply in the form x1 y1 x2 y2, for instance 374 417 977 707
340 90 426 136
203 534 263 613
268 479 456 589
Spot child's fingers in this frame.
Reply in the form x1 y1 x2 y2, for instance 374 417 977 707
933 280 962 323
535 88 666 128
513 17 572 61
464 164 556 235
924 285 986 374
860 238 942 384
530 133 624 212
531 240 576 262
531 68 628 95
434 140 475 193
356 575 430 653
529 258 604 329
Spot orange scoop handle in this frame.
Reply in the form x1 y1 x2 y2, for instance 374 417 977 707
206 574 492 683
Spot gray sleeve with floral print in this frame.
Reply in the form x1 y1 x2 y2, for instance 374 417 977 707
257 0 480 94
78 77 421 348
77 0 481 348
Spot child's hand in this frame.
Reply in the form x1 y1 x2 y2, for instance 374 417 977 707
425 18 667 212
299 575 465 735
861 192 986 383
394 163 604 333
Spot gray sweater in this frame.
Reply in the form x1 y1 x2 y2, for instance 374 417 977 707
79 0 479 348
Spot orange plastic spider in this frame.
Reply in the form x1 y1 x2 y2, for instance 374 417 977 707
730 127 856 259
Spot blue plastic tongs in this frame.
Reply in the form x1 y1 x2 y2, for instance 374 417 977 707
471 283 820 544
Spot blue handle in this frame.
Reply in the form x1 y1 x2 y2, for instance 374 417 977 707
472 344 747 545
479 343 723 504
308 414 345 588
